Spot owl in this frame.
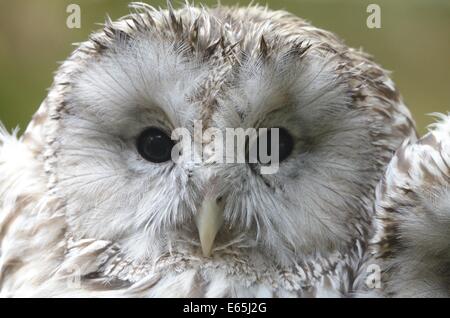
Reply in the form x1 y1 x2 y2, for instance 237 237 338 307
0 2 448 297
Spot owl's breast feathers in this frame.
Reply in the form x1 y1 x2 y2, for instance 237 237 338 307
55 235 375 297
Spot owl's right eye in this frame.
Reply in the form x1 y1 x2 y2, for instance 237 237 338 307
136 127 175 163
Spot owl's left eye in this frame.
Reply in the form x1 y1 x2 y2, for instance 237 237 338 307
136 127 175 163
257 127 294 163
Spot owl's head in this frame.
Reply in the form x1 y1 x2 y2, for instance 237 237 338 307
27 3 416 265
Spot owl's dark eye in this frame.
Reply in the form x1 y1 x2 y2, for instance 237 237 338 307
258 127 294 163
136 127 175 163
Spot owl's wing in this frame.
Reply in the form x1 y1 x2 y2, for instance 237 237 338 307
373 113 450 297
0 123 19 207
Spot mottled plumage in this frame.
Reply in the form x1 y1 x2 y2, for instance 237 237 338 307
373 114 450 297
0 3 448 297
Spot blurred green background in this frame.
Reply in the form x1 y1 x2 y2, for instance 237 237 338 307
0 0 449 135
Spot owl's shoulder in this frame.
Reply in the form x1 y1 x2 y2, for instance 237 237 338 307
0 119 67 296
373 114 450 297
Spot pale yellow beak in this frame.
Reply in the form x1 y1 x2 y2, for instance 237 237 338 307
195 197 224 257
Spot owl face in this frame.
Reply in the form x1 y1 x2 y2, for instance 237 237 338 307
48 5 414 265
